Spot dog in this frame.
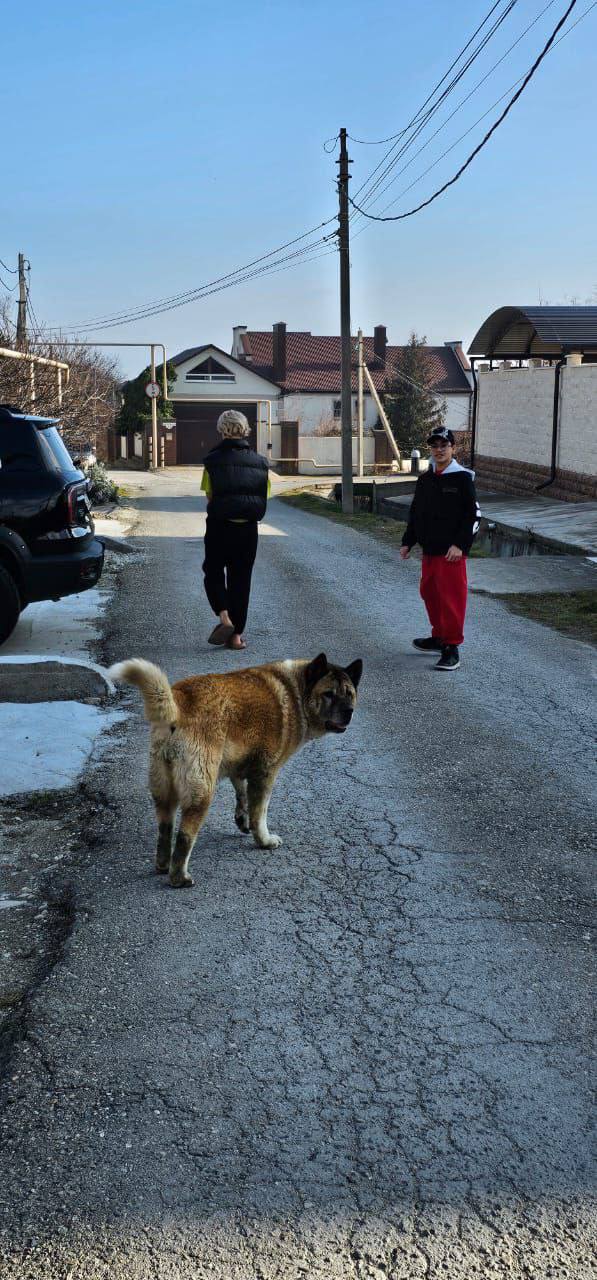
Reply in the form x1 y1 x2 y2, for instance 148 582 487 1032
108 653 362 888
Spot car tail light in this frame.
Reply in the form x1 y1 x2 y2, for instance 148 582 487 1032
66 481 89 527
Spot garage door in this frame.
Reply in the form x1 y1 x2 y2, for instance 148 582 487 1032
173 402 257 464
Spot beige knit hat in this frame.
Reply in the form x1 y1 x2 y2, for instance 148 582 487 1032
216 409 251 439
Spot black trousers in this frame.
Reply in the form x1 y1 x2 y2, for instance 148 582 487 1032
202 516 259 634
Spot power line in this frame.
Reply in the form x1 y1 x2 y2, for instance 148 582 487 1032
53 224 335 330
0 256 17 274
349 0 578 224
349 0 558 224
69 240 336 333
350 0 595 235
55 239 339 335
38 0 592 338
69 6 518 335
26 296 42 336
348 0 509 147
50 218 336 334
351 0 519 206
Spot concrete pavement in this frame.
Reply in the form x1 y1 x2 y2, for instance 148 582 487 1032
0 470 594 1279
467 553 597 594
478 492 597 556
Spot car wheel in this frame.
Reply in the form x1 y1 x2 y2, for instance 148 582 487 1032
0 565 21 644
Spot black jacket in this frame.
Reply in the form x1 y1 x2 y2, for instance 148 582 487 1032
402 462 480 556
204 439 269 521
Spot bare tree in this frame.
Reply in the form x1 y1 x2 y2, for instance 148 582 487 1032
0 296 121 460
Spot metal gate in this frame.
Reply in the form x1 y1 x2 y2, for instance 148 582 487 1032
279 421 299 475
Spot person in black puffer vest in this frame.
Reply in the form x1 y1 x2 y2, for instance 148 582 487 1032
201 410 270 651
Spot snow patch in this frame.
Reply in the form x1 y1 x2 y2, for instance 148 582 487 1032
0 702 126 797
0 589 109 662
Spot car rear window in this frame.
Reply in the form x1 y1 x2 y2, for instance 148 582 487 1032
36 426 79 474
0 423 40 472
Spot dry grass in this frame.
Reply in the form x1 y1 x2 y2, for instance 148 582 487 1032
277 490 490 556
497 590 597 646
277 490 408 543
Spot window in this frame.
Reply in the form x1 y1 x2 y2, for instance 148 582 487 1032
36 427 77 473
0 425 41 473
186 356 235 383
333 399 362 418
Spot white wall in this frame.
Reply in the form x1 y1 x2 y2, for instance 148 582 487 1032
476 364 597 478
476 367 556 466
444 394 471 434
558 366 597 475
297 436 375 475
282 391 469 436
280 392 378 434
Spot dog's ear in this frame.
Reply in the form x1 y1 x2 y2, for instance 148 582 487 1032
344 659 363 690
305 652 329 687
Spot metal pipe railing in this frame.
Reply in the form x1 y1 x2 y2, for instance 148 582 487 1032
0 346 70 409
269 457 406 472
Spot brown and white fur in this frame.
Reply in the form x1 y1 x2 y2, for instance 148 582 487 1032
108 653 362 888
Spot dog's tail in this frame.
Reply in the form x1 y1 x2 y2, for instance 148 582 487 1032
108 659 179 726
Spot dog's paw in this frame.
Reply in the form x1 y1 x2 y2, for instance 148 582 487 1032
169 872 194 889
235 812 250 834
155 860 170 874
257 832 282 850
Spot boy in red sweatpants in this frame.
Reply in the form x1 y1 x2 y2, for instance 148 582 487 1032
400 427 480 671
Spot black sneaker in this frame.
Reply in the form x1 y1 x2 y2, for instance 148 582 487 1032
435 645 460 671
412 636 444 652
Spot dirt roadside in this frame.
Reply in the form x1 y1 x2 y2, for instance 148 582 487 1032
0 498 140 1078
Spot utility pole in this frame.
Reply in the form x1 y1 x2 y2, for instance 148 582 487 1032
150 343 158 469
357 328 364 478
337 128 353 513
16 254 28 350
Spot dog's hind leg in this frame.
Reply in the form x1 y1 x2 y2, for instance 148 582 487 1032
155 802 177 874
170 794 212 889
247 766 282 850
150 754 177 875
231 777 250 834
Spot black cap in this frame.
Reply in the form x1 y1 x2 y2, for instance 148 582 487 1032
427 426 455 446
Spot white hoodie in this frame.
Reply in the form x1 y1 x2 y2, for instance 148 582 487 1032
429 458 476 479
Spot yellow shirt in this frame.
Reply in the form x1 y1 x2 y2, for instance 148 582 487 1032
201 468 271 522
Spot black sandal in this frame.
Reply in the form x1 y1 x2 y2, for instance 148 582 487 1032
208 623 235 645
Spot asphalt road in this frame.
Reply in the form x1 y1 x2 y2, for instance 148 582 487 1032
0 470 595 1279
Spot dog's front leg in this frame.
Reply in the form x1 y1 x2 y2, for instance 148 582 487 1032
247 769 281 850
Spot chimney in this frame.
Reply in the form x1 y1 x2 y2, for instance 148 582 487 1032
373 325 387 365
232 325 248 359
444 339 470 371
272 322 287 382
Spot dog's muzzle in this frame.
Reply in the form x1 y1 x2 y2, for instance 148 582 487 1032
326 708 353 733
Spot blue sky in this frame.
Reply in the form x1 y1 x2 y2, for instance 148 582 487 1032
1 0 595 377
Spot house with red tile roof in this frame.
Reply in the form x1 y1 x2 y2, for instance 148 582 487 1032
166 323 472 465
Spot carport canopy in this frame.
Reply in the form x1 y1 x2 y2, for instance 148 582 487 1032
468 306 597 360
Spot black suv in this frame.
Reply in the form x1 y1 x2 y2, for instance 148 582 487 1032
0 405 105 645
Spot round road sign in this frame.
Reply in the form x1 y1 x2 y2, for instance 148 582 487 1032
145 381 160 399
